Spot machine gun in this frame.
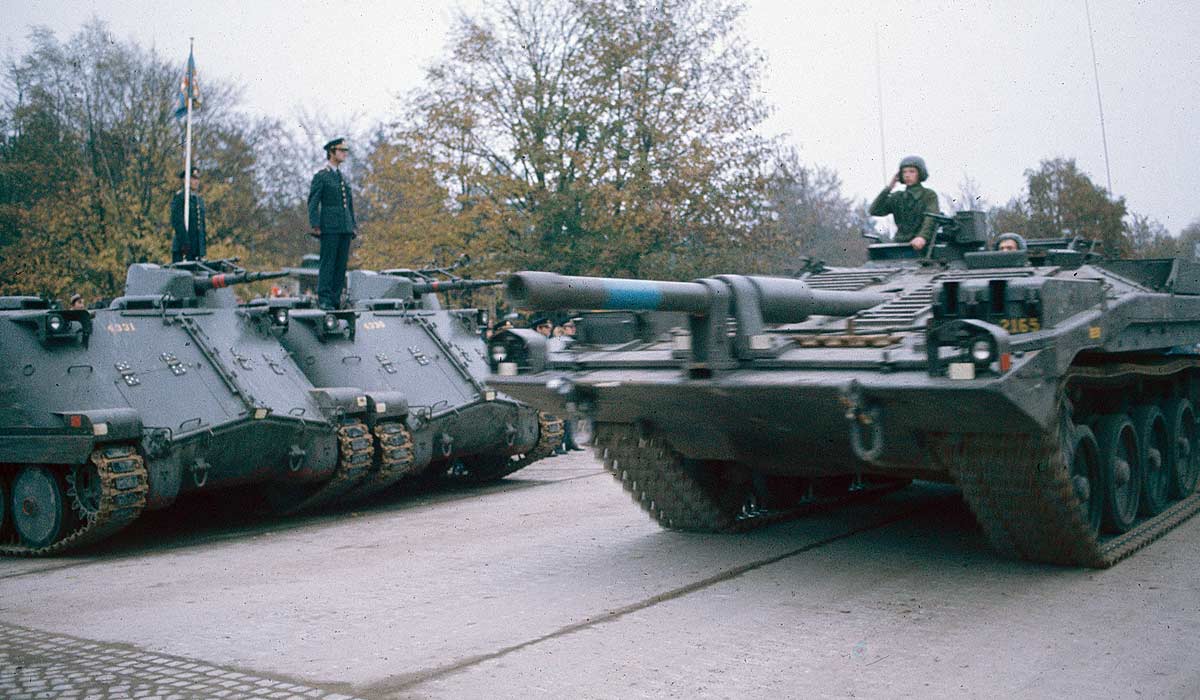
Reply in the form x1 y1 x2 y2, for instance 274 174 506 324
193 269 289 293
117 260 289 309
411 278 502 296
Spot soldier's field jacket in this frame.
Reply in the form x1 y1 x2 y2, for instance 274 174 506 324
869 183 938 242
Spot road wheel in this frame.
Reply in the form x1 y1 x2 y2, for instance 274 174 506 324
1096 414 1141 533
1163 399 1200 498
66 461 104 522
11 466 68 549
1132 406 1171 515
1068 425 1103 536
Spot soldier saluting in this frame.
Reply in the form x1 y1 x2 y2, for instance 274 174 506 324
308 137 357 310
869 155 938 251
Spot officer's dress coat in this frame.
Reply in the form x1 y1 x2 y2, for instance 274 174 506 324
170 190 207 261
307 165 357 308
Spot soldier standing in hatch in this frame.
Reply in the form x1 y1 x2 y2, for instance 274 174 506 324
869 155 939 251
170 167 207 263
308 138 357 310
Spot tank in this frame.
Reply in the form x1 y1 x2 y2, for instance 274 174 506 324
0 259 372 555
261 260 559 505
486 211 1200 567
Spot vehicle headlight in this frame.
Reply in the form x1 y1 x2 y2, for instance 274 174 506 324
273 308 289 326
970 339 993 363
323 313 339 331
47 314 65 333
486 329 547 374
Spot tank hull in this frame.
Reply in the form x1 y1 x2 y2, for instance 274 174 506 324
0 299 340 554
280 305 541 469
488 250 1200 565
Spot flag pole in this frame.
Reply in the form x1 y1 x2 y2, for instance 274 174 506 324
183 38 194 233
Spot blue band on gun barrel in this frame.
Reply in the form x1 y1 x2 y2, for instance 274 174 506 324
604 281 663 310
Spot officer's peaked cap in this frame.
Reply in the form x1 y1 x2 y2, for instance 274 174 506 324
323 137 347 152
898 155 928 182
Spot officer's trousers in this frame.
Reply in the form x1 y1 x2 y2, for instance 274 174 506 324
317 233 352 309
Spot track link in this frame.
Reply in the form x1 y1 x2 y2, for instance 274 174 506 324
932 426 1200 568
348 420 417 499
456 411 564 482
931 361 1200 567
0 445 148 557
592 423 874 533
269 417 375 515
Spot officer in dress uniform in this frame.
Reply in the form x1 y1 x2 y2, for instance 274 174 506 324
308 138 357 310
170 168 207 263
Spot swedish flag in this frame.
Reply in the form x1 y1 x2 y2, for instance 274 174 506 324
173 46 201 121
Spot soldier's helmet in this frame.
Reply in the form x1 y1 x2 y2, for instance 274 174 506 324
898 155 928 182
994 232 1028 251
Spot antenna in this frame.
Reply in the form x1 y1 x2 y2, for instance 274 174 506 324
1083 0 1113 194
874 23 887 182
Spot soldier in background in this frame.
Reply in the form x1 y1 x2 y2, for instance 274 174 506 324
995 232 1027 252
170 167 207 263
308 138 357 310
869 155 938 251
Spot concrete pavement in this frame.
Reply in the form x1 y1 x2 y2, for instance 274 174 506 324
1 451 1197 699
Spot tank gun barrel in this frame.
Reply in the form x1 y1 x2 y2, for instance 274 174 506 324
194 270 289 293
508 272 711 314
411 278 502 295
507 271 887 322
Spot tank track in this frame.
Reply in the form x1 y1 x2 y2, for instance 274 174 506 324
0 445 147 557
592 423 896 533
456 411 565 482
505 411 565 474
931 363 1200 567
270 417 375 515
932 426 1200 568
347 420 417 499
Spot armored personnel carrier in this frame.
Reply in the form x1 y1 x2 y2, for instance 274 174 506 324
0 259 373 554
486 212 1200 566
262 261 559 506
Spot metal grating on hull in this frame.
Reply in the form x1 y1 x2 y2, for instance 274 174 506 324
851 267 1036 330
804 269 898 291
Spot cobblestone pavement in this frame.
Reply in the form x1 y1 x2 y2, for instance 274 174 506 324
1 452 1198 699
0 623 362 699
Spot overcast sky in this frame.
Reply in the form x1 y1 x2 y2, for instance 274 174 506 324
3 0 1198 233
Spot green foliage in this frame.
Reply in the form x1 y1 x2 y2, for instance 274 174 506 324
0 21 297 303
991 157 1128 254
1126 212 1177 258
761 148 870 268
358 0 862 283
